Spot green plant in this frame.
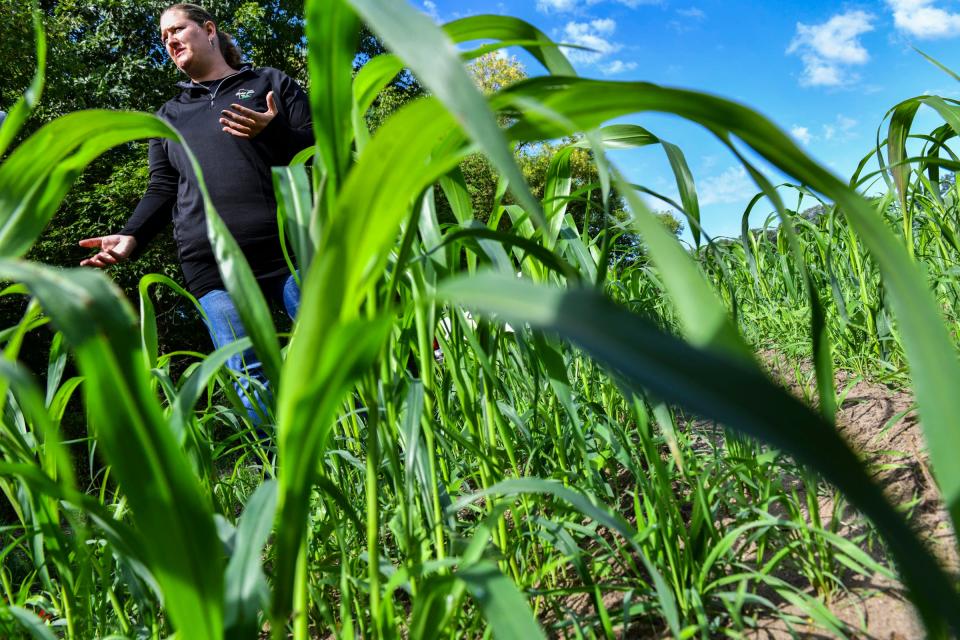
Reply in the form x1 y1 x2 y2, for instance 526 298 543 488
2 1 960 639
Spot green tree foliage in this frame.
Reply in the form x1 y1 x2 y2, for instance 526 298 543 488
469 50 528 95
655 209 684 236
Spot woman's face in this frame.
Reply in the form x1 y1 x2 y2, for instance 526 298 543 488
160 10 212 73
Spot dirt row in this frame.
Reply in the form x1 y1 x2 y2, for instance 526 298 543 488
749 354 958 639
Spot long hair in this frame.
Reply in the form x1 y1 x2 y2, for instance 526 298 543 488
163 3 244 69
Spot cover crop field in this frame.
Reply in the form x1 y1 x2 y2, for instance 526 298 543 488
2 1 960 638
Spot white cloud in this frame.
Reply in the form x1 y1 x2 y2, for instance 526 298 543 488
602 59 638 74
590 17 617 33
786 11 875 87
698 166 757 206
537 0 661 13
421 0 439 21
791 115 858 146
677 7 706 19
791 12 873 63
537 0 578 12
837 114 857 129
670 6 706 33
888 0 960 38
791 126 813 145
799 54 845 85
822 114 858 141
562 19 623 64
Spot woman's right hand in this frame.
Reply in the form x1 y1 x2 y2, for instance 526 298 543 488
78 234 138 268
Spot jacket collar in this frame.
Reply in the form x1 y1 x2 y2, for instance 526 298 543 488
176 63 254 92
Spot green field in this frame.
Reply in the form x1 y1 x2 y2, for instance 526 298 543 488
2 1 960 638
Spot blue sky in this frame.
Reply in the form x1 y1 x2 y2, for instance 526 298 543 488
413 0 960 242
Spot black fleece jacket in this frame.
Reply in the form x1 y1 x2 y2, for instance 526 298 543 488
120 65 312 298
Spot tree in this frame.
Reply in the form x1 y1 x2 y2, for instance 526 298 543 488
469 50 527 95
655 210 684 236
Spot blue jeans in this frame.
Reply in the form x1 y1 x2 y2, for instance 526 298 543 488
198 274 300 425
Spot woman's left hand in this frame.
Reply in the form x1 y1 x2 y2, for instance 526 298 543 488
220 90 278 139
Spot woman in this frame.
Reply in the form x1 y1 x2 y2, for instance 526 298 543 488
80 3 312 424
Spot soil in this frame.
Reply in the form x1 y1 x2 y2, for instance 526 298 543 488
746 353 959 639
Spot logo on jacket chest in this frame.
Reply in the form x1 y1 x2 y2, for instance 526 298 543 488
235 89 255 100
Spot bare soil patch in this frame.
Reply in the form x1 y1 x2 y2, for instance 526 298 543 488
748 353 959 639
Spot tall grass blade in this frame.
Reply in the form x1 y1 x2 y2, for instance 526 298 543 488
612 166 750 359
0 261 223 639
353 53 405 117
169 338 252 441
305 0 357 190
203 203 283 389
325 97 464 309
887 101 921 215
272 315 393 618
543 146 573 249
347 0 545 226
138 273 198 370
225 480 278 639
273 165 317 275
443 15 576 76
914 47 960 82
458 561 547 640
0 4 44 158
0 111 175 258
440 167 476 224
7 606 57 640
438 273 960 634
581 125 703 247
272 83 483 621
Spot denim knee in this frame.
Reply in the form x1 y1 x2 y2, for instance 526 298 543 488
282 273 300 319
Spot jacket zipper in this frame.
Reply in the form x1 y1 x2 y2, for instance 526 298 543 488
202 70 244 109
